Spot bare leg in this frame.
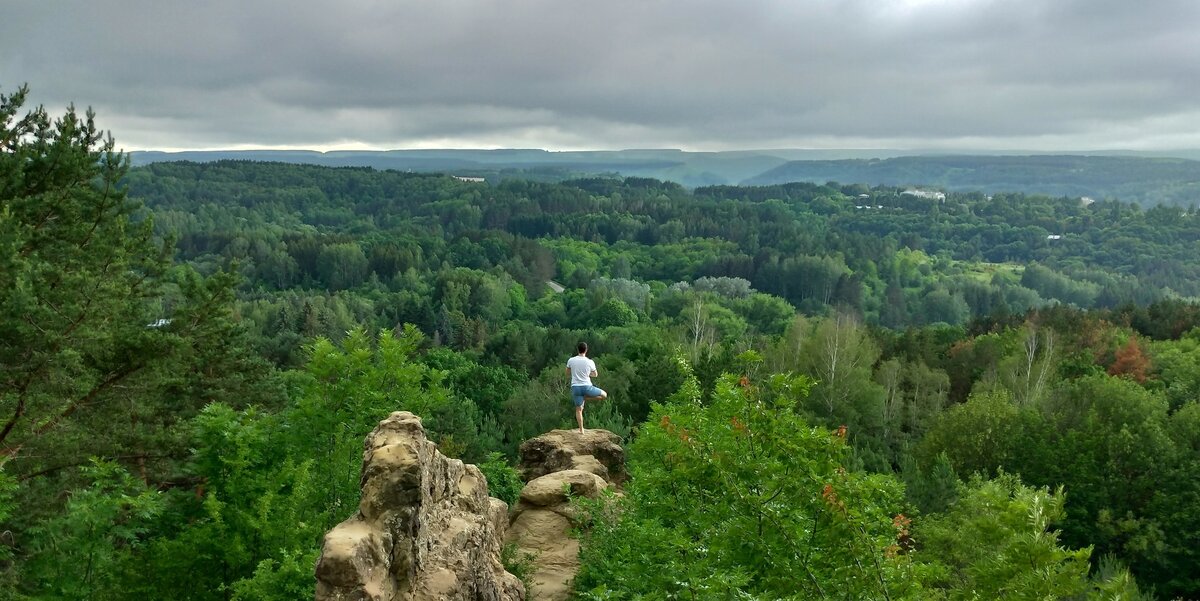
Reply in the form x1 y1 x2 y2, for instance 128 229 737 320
576 404 585 433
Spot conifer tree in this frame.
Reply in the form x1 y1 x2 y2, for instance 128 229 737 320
0 84 267 477
0 84 169 463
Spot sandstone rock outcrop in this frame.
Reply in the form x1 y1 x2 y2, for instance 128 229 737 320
506 430 624 601
314 411 523 601
517 429 625 484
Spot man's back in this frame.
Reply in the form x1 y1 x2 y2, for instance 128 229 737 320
567 355 596 386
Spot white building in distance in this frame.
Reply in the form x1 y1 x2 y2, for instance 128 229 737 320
901 188 946 202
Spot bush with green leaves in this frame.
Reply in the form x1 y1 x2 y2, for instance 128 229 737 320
22 460 164 600
478 452 523 506
500 542 538 594
574 365 923 600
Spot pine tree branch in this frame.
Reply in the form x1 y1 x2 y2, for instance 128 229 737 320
0 373 36 450
16 453 184 483
30 364 144 439
0 395 25 451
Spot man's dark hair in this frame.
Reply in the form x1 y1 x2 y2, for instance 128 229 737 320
577 342 588 354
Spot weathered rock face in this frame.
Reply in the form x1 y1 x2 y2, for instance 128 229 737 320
517 429 625 484
506 430 624 601
314 412 523 601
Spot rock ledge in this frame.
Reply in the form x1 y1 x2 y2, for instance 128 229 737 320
506 429 624 601
517 429 625 484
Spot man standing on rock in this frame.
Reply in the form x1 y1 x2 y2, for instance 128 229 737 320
567 342 607 433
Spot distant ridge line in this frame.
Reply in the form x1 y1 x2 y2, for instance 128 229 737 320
129 149 1200 206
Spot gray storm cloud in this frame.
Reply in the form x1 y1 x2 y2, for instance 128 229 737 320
3 0 1198 150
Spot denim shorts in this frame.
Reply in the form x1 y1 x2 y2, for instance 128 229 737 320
571 385 604 407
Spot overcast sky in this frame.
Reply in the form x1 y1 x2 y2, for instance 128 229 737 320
3 0 1199 152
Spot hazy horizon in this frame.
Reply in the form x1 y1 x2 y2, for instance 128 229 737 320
128 147 1200 159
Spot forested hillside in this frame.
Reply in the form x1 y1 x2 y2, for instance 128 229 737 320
132 150 1200 207
5 90 1200 599
747 154 1200 207
131 148 798 188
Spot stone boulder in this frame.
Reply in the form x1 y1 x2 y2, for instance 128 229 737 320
315 411 523 601
518 470 608 508
518 429 625 484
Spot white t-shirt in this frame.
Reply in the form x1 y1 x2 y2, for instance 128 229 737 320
567 355 597 386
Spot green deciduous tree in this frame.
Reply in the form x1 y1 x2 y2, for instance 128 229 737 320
796 312 888 467
315 242 368 289
917 389 1047 480
590 297 637 328
915 473 1145 600
998 323 1058 407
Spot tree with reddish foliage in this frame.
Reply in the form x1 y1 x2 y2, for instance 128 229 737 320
1108 336 1151 383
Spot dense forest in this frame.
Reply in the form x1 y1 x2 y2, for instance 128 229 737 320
4 87 1200 599
126 155 1200 359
